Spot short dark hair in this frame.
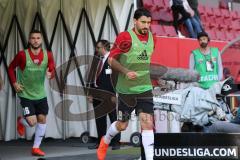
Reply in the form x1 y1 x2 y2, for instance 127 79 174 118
29 29 42 39
29 29 42 35
197 31 210 41
133 8 151 20
96 39 110 51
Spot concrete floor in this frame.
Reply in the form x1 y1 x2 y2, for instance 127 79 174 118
0 138 140 160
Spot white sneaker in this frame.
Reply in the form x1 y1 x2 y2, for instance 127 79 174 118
178 31 185 38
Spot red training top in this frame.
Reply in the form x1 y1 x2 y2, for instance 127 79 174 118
8 48 55 84
109 28 157 59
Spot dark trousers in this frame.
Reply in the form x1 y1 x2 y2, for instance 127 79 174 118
93 99 121 144
171 5 191 34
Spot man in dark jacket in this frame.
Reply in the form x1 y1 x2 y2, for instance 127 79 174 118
87 39 121 150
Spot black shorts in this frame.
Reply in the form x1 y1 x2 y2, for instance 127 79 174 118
19 97 49 117
117 90 154 121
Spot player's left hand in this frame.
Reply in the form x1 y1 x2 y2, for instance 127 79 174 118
46 68 52 79
111 96 116 103
126 71 137 80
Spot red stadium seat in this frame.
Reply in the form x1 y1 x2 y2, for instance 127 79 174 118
212 8 221 18
231 30 238 39
198 5 206 16
232 20 240 31
151 9 161 20
224 18 233 30
205 28 217 40
152 8 173 22
161 0 171 10
205 6 214 17
200 15 208 28
163 26 177 37
202 15 216 29
224 30 236 41
215 30 227 41
145 0 172 22
153 0 165 10
160 9 173 21
215 17 228 30
230 10 239 20
151 24 166 36
220 9 230 19
151 20 159 24
237 11 240 20
163 0 170 7
143 0 154 11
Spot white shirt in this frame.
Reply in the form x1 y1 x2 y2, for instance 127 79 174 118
94 51 110 87
102 51 110 65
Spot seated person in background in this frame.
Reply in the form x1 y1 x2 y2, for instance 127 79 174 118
187 0 203 30
183 0 202 38
189 32 223 89
170 0 202 38
183 31 223 132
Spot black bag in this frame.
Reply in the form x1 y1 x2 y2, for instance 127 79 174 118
172 0 183 6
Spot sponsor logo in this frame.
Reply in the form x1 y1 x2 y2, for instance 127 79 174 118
155 146 238 159
154 93 183 105
200 75 218 82
197 59 203 64
137 50 148 60
222 84 232 92
211 57 217 62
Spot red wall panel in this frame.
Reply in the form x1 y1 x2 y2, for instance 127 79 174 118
151 36 227 69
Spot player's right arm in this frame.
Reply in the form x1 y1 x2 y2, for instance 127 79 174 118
108 32 137 80
8 51 25 92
